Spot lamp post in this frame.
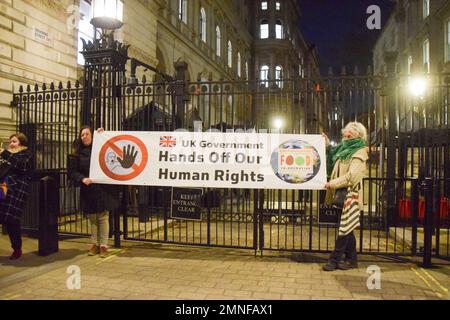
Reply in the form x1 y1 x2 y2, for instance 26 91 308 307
408 74 429 179
91 0 124 38
81 0 127 249
81 0 128 128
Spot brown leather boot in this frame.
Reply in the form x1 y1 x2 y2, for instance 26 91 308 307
88 244 99 256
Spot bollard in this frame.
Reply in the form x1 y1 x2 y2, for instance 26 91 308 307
38 175 59 256
422 178 433 268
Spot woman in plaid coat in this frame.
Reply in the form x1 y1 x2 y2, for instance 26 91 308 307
0 133 33 260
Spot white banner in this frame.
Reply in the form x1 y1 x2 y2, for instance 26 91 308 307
89 131 327 190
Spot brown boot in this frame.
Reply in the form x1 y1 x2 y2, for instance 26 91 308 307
99 246 109 258
88 244 99 256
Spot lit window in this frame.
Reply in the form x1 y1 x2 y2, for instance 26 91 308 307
260 65 269 87
423 0 429 19
423 38 430 73
228 41 233 68
200 7 206 42
179 0 188 23
407 55 413 74
275 20 283 39
447 19 450 62
276 2 281 11
216 26 221 57
260 20 269 39
276 65 283 88
237 52 241 77
261 1 267 10
77 0 94 65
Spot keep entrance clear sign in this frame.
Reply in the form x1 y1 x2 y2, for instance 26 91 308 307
170 187 203 221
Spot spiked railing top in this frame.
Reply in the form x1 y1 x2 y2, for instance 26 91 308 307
81 33 129 58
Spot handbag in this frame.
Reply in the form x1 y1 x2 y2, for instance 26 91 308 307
0 158 12 180
332 188 347 209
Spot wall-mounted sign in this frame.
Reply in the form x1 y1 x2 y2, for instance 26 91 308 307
33 27 53 46
171 187 203 221
319 205 341 225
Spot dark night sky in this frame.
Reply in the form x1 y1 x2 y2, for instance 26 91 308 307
298 0 396 75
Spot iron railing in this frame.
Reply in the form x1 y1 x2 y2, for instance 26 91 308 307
10 68 450 263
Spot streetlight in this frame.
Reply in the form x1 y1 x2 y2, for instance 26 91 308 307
90 0 124 35
408 76 428 98
273 117 284 133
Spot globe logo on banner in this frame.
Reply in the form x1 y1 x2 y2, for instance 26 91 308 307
99 135 148 181
270 140 321 184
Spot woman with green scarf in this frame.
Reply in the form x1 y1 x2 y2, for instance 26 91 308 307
322 122 369 271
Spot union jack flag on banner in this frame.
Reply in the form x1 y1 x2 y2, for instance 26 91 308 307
159 136 176 148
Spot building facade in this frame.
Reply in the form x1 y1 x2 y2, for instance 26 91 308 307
374 0 450 75
0 0 321 141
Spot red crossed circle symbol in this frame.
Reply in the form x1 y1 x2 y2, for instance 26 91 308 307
99 135 148 181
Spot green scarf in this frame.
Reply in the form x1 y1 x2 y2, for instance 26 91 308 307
326 138 366 177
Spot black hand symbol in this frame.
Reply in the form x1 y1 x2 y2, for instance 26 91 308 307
117 145 138 169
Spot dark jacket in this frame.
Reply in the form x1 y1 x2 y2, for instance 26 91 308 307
0 148 33 225
67 145 119 215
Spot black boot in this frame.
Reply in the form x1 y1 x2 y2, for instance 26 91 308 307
337 260 358 270
322 261 338 271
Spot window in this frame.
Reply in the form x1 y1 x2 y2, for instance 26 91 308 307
260 65 269 87
275 65 283 88
228 41 233 68
275 20 283 39
261 1 267 10
77 0 94 65
407 55 413 74
216 26 221 57
423 38 430 73
178 0 188 23
245 61 249 79
200 7 206 42
423 0 429 19
237 52 241 77
447 19 450 62
260 20 269 39
276 2 281 11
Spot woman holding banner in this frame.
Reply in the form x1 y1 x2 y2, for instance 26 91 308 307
68 126 118 258
322 122 368 271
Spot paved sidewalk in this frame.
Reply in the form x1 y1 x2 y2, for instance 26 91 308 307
0 235 449 300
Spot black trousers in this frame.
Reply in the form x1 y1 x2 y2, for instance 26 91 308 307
329 231 357 264
3 223 22 251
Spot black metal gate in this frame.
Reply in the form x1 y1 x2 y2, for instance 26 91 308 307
10 51 450 258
